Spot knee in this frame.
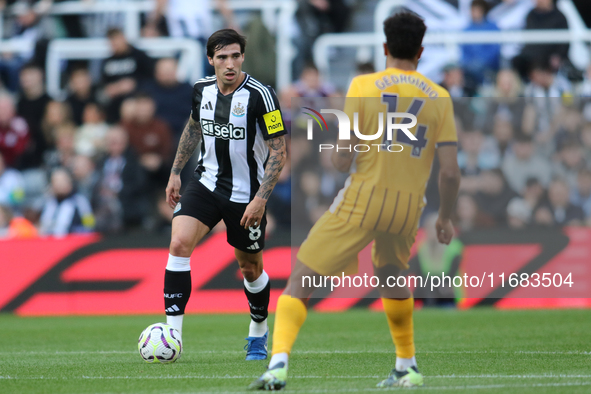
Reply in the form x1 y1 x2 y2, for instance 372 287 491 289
240 264 260 283
170 237 192 257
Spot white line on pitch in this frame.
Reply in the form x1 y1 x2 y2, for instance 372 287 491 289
1 349 590 355
2 374 591 380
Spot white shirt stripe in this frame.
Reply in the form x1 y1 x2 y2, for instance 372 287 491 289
248 79 275 111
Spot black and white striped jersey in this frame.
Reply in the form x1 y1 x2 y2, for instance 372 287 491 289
190 73 286 203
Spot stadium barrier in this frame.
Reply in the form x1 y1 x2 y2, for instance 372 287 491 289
0 0 296 91
1 227 589 316
314 0 590 83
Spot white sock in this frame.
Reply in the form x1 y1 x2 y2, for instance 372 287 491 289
249 318 268 337
269 352 289 369
166 254 191 271
396 356 417 371
243 270 269 293
167 315 184 336
244 270 270 337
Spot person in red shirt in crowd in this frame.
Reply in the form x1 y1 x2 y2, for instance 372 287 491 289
0 93 29 168
120 92 172 187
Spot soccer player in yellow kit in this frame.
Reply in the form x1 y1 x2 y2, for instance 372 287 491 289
250 12 461 390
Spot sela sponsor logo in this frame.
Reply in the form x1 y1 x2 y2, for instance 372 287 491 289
164 293 184 299
174 203 181 214
201 119 245 140
303 107 418 153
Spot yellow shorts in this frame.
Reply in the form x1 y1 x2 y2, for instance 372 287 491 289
297 211 417 277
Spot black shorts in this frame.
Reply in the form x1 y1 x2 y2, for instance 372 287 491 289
172 177 266 253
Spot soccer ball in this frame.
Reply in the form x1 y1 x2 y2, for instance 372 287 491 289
138 323 182 363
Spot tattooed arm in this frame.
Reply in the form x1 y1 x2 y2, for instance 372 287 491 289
240 135 287 229
166 117 202 208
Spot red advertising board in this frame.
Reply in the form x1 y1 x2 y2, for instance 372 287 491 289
1 228 589 315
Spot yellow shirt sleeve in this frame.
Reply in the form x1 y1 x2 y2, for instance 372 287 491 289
435 97 458 146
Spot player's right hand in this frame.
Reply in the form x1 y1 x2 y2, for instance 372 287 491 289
166 174 182 209
435 216 454 245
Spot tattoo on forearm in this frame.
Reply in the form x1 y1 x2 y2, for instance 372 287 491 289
171 118 202 175
256 136 287 200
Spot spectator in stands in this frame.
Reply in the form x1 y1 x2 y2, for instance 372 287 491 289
0 204 37 239
581 122 591 164
512 0 569 79
524 60 572 98
0 151 25 209
100 27 154 123
293 0 351 78
294 64 336 98
71 154 98 203
75 102 108 157
41 100 75 148
66 67 97 126
461 0 501 86
439 64 476 98
299 168 327 225
487 113 514 159
120 93 172 187
533 177 585 226
474 168 517 226
552 104 583 151
502 133 551 194
0 1 44 92
39 167 95 237
0 204 12 238
141 58 192 141
0 92 29 168
458 129 500 194
570 168 591 223
507 177 545 228
43 124 77 177
16 63 50 168
480 69 525 135
552 138 587 190
454 193 479 231
94 126 146 233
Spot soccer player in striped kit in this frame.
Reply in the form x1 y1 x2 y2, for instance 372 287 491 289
163 29 287 360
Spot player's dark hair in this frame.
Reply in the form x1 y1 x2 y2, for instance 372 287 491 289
383 12 427 60
207 29 247 58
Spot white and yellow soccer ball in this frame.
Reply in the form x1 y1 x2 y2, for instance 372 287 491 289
138 323 182 363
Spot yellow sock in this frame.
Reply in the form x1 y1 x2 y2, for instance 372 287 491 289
271 295 307 356
382 298 415 359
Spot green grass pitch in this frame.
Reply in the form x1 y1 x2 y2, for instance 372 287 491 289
1 308 590 393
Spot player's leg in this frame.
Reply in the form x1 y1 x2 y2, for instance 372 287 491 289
248 260 320 390
234 248 271 360
164 180 222 336
164 215 210 335
250 212 372 390
373 233 424 388
223 201 271 359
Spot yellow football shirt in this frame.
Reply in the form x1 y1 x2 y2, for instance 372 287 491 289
329 68 457 236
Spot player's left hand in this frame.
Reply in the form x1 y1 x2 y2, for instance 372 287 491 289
241 196 266 229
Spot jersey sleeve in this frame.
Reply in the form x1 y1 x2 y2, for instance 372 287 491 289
435 97 458 147
256 85 287 140
190 83 203 122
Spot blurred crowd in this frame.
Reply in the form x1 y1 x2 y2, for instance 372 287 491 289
2 0 591 239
